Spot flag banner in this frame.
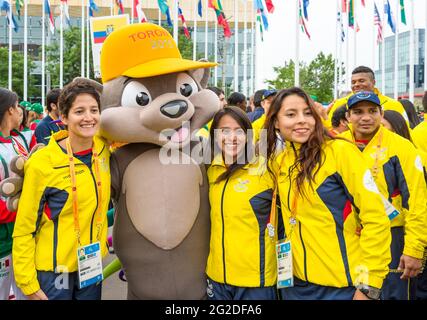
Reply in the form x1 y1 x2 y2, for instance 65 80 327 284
303 0 309 20
90 14 129 78
1 0 19 32
16 0 23 18
89 0 99 18
361 0 365 7
265 0 275 13
45 0 55 34
341 0 348 13
157 0 172 26
400 0 406 25
385 0 396 33
254 0 268 31
116 0 124 15
374 2 383 44
134 0 147 22
209 0 231 38
60 0 71 26
298 0 310 39
198 0 202 17
348 0 354 28
256 13 264 41
178 5 190 39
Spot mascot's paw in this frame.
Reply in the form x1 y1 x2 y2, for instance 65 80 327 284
0 143 45 211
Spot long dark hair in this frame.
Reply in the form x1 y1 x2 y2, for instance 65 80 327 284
0 87 18 125
209 106 254 183
265 87 334 196
383 110 413 142
398 99 420 129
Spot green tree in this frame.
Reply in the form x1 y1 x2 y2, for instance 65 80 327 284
266 52 345 104
0 47 38 100
163 26 194 60
46 26 96 87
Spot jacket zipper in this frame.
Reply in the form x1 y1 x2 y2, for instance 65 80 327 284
220 177 230 284
88 165 99 244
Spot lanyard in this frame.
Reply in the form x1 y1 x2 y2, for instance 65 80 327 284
66 138 103 246
368 130 383 179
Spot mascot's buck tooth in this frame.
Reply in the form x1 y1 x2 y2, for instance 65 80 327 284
99 23 219 299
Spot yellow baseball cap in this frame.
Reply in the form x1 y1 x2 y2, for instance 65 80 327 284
100 23 217 83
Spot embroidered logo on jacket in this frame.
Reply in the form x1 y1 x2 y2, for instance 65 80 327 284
234 179 250 192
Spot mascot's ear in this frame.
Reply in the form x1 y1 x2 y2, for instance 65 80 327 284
188 59 211 89
72 77 104 95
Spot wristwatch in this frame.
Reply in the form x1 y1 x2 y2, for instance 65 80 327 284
356 284 381 300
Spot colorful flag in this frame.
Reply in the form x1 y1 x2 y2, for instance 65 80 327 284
89 0 99 17
374 2 383 44
15 0 23 18
134 0 147 22
0 0 19 32
61 0 71 26
158 0 172 26
115 0 124 15
256 13 264 41
198 0 202 17
341 0 347 13
45 0 55 34
265 0 275 13
209 0 231 38
385 0 396 33
361 0 365 7
298 0 310 39
302 0 309 20
178 5 190 39
337 11 345 42
400 0 406 25
348 0 354 27
254 0 268 31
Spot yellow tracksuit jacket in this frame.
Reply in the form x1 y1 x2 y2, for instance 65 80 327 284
206 156 278 287
12 131 111 295
325 88 408 129
276 138 391 289
412 120 427 154
340 126 427 259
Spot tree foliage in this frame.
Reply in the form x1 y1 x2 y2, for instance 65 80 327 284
266 52 345 104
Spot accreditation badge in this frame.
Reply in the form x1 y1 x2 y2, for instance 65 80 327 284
77 242 103 289
276 240 294 289
379 193 400 221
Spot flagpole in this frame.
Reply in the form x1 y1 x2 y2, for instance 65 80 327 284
243 0 247 97
381 0 385 93
42 0 46 106
233 0 239 92
334 0 339 100
409 0 414 102
372 1 376 73
353 0 357 71
394 0 399 99
425 0 427 91
60 1 64 88
250 2 255 94
110 0 113 15
131 0 134 23
7 3 12 90
346 13 350 90
24 0 28 100
214 20 218 86
193 2 197 61
86 2 90 78
81 0 85 77
173 0 178 45
204 0 208 60
338 4 343 97
295 0 300 87
158 6 161 25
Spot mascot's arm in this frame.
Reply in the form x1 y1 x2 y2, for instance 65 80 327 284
103 257 122 279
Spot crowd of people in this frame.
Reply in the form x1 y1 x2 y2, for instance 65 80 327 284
0 65 427 300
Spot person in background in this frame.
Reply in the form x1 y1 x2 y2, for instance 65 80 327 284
227 92 247 112
411 92 427 154
27 103 44 130
398 99 421 129
35 88 65 145
247 89 267 122
246 95 255 113
251 90 278 142
325 66 408 129
264 87 391 300
330 105 349 136
206 106 280 300
16 104 29 132
207 87 227 109
342 91 427 300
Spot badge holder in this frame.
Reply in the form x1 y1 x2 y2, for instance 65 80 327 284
77 242 104 289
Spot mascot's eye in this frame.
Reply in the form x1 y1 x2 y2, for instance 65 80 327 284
176 73 198 98
121 81 152 108
136 92 150 106
180 84 193 97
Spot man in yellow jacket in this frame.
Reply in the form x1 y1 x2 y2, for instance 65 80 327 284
412 92 427 154
341 91 427 300
325 66 408 129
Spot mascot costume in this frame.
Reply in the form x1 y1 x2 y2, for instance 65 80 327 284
0 23 220 300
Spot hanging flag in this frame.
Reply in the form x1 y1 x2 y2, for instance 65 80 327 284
158 0 172 26
15 0 23 18
302 0 309 20
198 0 202 17
337 11 345 42
374 2 383 44
134 0 147 22
0 0 19 32
298 0 310 39
61 0 71 26
348 0 354 27
361 0 365 7
400 0 406 25
209 0 231 38
45 0 55 34
89 0 99 17
254 0 268 31
115 0 124 15
341 0 348 13
178 5 190 39
385 0 396 33
265 0 275 13
256 12 264 41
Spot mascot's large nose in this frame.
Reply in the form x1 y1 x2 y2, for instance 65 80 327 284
160 100 188 118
